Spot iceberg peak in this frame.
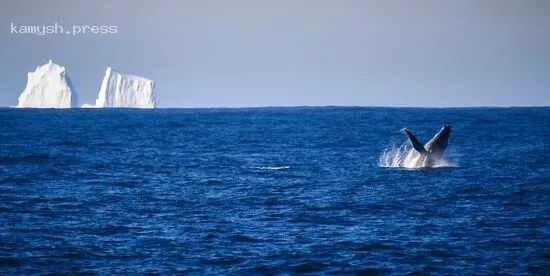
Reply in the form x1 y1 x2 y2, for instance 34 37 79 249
92 67 156 108
16 60 77 108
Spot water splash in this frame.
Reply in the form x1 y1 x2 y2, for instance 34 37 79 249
379 142 454 169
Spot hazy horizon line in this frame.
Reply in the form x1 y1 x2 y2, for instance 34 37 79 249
3 104 550 109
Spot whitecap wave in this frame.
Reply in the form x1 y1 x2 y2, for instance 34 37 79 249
251 166 291 171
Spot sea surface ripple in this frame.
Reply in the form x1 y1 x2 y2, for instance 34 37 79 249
1 107 549 274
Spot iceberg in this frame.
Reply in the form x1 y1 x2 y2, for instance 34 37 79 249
16 60 77 108
92 67 156 108
80 103 99 108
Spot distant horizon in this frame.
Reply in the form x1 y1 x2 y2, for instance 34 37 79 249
5 58 550 109
3 104 550 109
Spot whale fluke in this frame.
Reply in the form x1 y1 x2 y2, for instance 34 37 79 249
402 125 451 167
401 128 427 154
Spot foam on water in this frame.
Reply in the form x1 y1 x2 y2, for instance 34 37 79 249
251 166 291 171
379 142 454 169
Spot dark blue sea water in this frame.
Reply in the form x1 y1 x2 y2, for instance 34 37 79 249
1 107 549 274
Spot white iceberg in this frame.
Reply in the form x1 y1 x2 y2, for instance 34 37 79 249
16 60 77 108
80 103 99 108
91 67 156 108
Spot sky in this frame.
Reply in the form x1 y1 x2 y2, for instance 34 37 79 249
0 0 549 108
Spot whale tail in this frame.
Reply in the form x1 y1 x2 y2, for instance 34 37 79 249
424 125 451 155
401 128 427 154
402 125 451 156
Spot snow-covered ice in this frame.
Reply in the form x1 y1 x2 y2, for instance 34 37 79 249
16 60 77 108
91 67 156 108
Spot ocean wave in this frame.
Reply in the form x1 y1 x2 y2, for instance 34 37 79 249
250 166 291 171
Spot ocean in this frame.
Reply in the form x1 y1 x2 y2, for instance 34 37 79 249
1 107 548 274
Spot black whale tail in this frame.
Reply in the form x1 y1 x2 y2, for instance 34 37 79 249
401 128 427 154
402 125 451 156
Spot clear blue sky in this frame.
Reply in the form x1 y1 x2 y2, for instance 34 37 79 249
1 0 549 107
